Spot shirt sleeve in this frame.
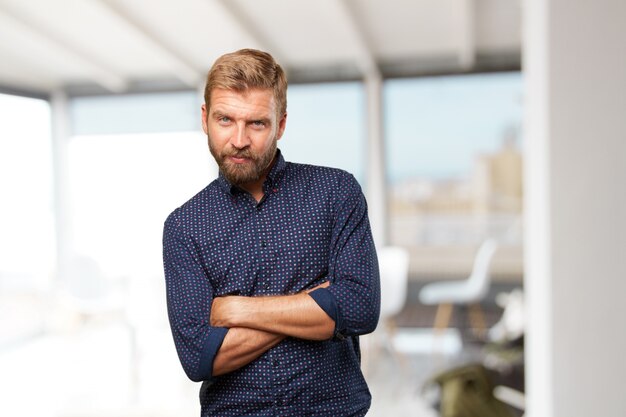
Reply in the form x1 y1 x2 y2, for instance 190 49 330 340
163 212 228 382
309 173 381 338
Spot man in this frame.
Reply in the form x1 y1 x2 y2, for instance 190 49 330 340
163 48 380 416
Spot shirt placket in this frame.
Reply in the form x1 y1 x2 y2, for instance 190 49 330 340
256 195 272 295
254 192 287 412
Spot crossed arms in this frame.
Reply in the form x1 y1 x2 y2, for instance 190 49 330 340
210 282 333 376
163 173 380 382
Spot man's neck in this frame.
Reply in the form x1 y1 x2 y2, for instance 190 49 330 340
239 155 277 203
240 180 265 203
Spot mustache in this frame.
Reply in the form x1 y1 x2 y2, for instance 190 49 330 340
222 148 255 159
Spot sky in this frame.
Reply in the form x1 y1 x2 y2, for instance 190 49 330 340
279 82 365 181
385 72 523 181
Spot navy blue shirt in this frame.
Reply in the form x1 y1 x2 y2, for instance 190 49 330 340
163 151 380 416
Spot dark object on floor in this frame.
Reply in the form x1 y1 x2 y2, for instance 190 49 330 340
427 363 516 417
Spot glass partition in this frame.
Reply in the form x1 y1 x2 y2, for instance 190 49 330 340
0 93 53 346
384 72 523 281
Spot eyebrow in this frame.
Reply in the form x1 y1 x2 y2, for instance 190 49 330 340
211 109 272 124
210 110 229 119
251 116 272 124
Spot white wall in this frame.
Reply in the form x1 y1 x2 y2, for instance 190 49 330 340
524 1 626 416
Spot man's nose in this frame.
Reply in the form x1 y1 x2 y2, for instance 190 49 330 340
231 122 251 149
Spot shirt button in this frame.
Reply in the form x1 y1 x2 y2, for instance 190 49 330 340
273 359 280 367
261 241 267 248
264 282 271 290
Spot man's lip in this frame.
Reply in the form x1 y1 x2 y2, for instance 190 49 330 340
228 156 250 164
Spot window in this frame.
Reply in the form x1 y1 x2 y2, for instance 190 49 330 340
67 131 211 277
0 93 53 348
281 82 365 184
384 72 523 278
0 94 54 289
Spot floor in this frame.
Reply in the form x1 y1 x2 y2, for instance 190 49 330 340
363 329 465 417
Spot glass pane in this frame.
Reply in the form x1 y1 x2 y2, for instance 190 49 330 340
280 82 365 185
70 91 201 135
384 72 523 279
0 93 53 353
67 132 212 277
0 93 54 289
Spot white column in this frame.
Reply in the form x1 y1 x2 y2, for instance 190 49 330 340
524 1 626 416
50 90 73 281
365 72 387 248
458 0 476 69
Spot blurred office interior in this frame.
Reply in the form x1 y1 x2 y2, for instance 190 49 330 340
0 1 624 416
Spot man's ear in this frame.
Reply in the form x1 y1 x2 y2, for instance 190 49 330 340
276 112 287 140
201 104 209 134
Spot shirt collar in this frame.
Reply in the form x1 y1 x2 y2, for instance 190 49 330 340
216 149 287 196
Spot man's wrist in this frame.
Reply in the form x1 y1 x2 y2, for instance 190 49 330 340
211 296 245 327
227 296 250 327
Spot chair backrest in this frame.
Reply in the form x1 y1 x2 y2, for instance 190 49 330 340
466 239 498 299
378 246 410 319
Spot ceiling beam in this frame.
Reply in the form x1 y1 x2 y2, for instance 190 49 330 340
0 83 49 100
95 0 202 88
212 0 286 65
330 0 380 79
0 5 127 92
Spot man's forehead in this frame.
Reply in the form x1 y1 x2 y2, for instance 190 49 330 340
210 88 275 109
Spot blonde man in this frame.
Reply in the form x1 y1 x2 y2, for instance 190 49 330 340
163 49 380 416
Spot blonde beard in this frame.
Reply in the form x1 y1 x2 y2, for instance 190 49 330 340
208 137 278 186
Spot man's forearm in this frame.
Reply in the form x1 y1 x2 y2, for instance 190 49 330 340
212 327 285 376
211 292 335 341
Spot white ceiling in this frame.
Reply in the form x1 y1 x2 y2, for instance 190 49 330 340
0 0 521 96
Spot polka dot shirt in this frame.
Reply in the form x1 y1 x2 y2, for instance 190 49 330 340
163 150 380 416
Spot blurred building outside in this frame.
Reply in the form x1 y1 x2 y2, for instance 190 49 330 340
390 127 524 283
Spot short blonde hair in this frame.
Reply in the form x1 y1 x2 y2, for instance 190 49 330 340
204 49 287 117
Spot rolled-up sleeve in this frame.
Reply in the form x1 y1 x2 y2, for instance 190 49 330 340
163 212 228 382
309 173 381 338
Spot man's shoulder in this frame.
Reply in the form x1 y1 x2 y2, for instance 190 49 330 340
281 162 364 211
285 161 356 185
164 180 221 229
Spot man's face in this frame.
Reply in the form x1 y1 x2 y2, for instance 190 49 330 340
202 88 286 187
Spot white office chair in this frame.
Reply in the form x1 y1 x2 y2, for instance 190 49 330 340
379 246 410 320
370 246 410 365
418 239 498 336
